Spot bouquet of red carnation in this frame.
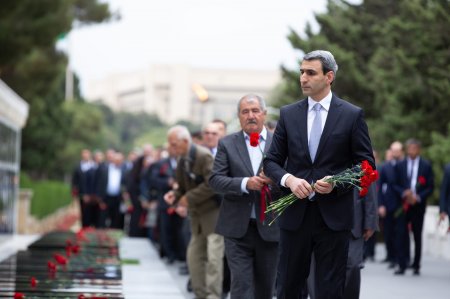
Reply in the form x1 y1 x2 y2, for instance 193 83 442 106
265 160 378 225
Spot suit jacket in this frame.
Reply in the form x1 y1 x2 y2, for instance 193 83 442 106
352 183 378 238
71 163 92 196
95 163 125 199
377 161 401 213
263 95 374 231
175 144 219 235
209 130 280 242
393 157 434 210
440 164 450 215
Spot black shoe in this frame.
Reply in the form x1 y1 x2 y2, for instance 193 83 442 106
394 268 405 275
187 279 192 292
413 268 420 275
388 262 396 269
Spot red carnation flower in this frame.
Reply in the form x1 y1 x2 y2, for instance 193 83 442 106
14 293 25 299
249 132 260 147
359 187 368 197
54 253 68 265
418 176 426 186
30 276 37 288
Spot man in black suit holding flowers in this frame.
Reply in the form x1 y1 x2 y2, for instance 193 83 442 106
264 50 374 299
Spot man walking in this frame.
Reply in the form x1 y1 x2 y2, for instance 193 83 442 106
264 50 374 299
210 94 279 298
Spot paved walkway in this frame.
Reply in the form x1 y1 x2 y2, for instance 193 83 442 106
163 244 450 299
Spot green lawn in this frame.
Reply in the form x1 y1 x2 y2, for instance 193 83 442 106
21 174 72 219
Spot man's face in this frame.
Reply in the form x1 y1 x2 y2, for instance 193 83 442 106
202 123 220 150
81 149 91 161
407 144 420 159
238 99 266 135
168 133 189 157
300 59 334 100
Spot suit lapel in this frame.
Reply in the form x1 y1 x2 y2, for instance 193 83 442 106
315 96 343 161
234 132 254 176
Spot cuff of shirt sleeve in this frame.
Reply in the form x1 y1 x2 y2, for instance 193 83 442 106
241 177 250 194
281 174 291 188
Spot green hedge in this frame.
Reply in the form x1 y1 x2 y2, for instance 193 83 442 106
21 173 72 219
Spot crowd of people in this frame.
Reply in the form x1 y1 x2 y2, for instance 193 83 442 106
71 50 450 299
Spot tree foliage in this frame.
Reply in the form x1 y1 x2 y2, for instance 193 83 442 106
0 0 112 179
273 0 450 203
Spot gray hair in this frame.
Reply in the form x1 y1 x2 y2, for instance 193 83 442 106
237 94 267 114
405 138 421 148
168 125 192 144
303 50 338 78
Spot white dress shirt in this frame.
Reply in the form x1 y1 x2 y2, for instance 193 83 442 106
281 91 332 187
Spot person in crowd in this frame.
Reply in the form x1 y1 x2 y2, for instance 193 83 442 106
209 94 279 299
212 119 228 138
377 141 403 269
202 122 221 156
191 130 204 145
263 50 374 299
439 163 450 227
124 145 152 237
164 125 224 299
71 149 94 228
95 150 126 229
394 138 434 275
265 120 277 133
363 150 379 262
151 142 184 264
210 118 231 299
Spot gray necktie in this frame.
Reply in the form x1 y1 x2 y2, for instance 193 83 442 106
309 103 323 162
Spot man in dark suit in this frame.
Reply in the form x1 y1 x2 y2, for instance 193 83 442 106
95 150 126 229
210 94 279 299
439 163 450 226
263 50 374 299
378 141 404 269
394 138 434 275
71 149 94 228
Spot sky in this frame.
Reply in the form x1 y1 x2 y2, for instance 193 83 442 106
66 0 331 94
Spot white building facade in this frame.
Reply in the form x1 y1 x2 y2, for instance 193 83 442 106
0 80 29 237
84 65 280 125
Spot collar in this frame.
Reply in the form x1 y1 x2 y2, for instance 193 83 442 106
243 126 268 141
308 91 332 112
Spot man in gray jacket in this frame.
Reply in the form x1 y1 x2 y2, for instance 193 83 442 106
210 94 279 299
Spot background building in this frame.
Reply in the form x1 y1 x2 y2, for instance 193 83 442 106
0 80 29 239
84 64 280 125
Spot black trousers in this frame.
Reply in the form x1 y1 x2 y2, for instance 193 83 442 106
277 201 350 299
407 205 425 269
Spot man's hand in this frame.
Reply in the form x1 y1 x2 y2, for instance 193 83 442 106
164 191 176 205
363 229 374 241
314 176 334 194
82 194 91 204
259 171 274 186
285 176 313 199
175 205 188 218
378 206 387 218
178 195 188 207
247 176 269 191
